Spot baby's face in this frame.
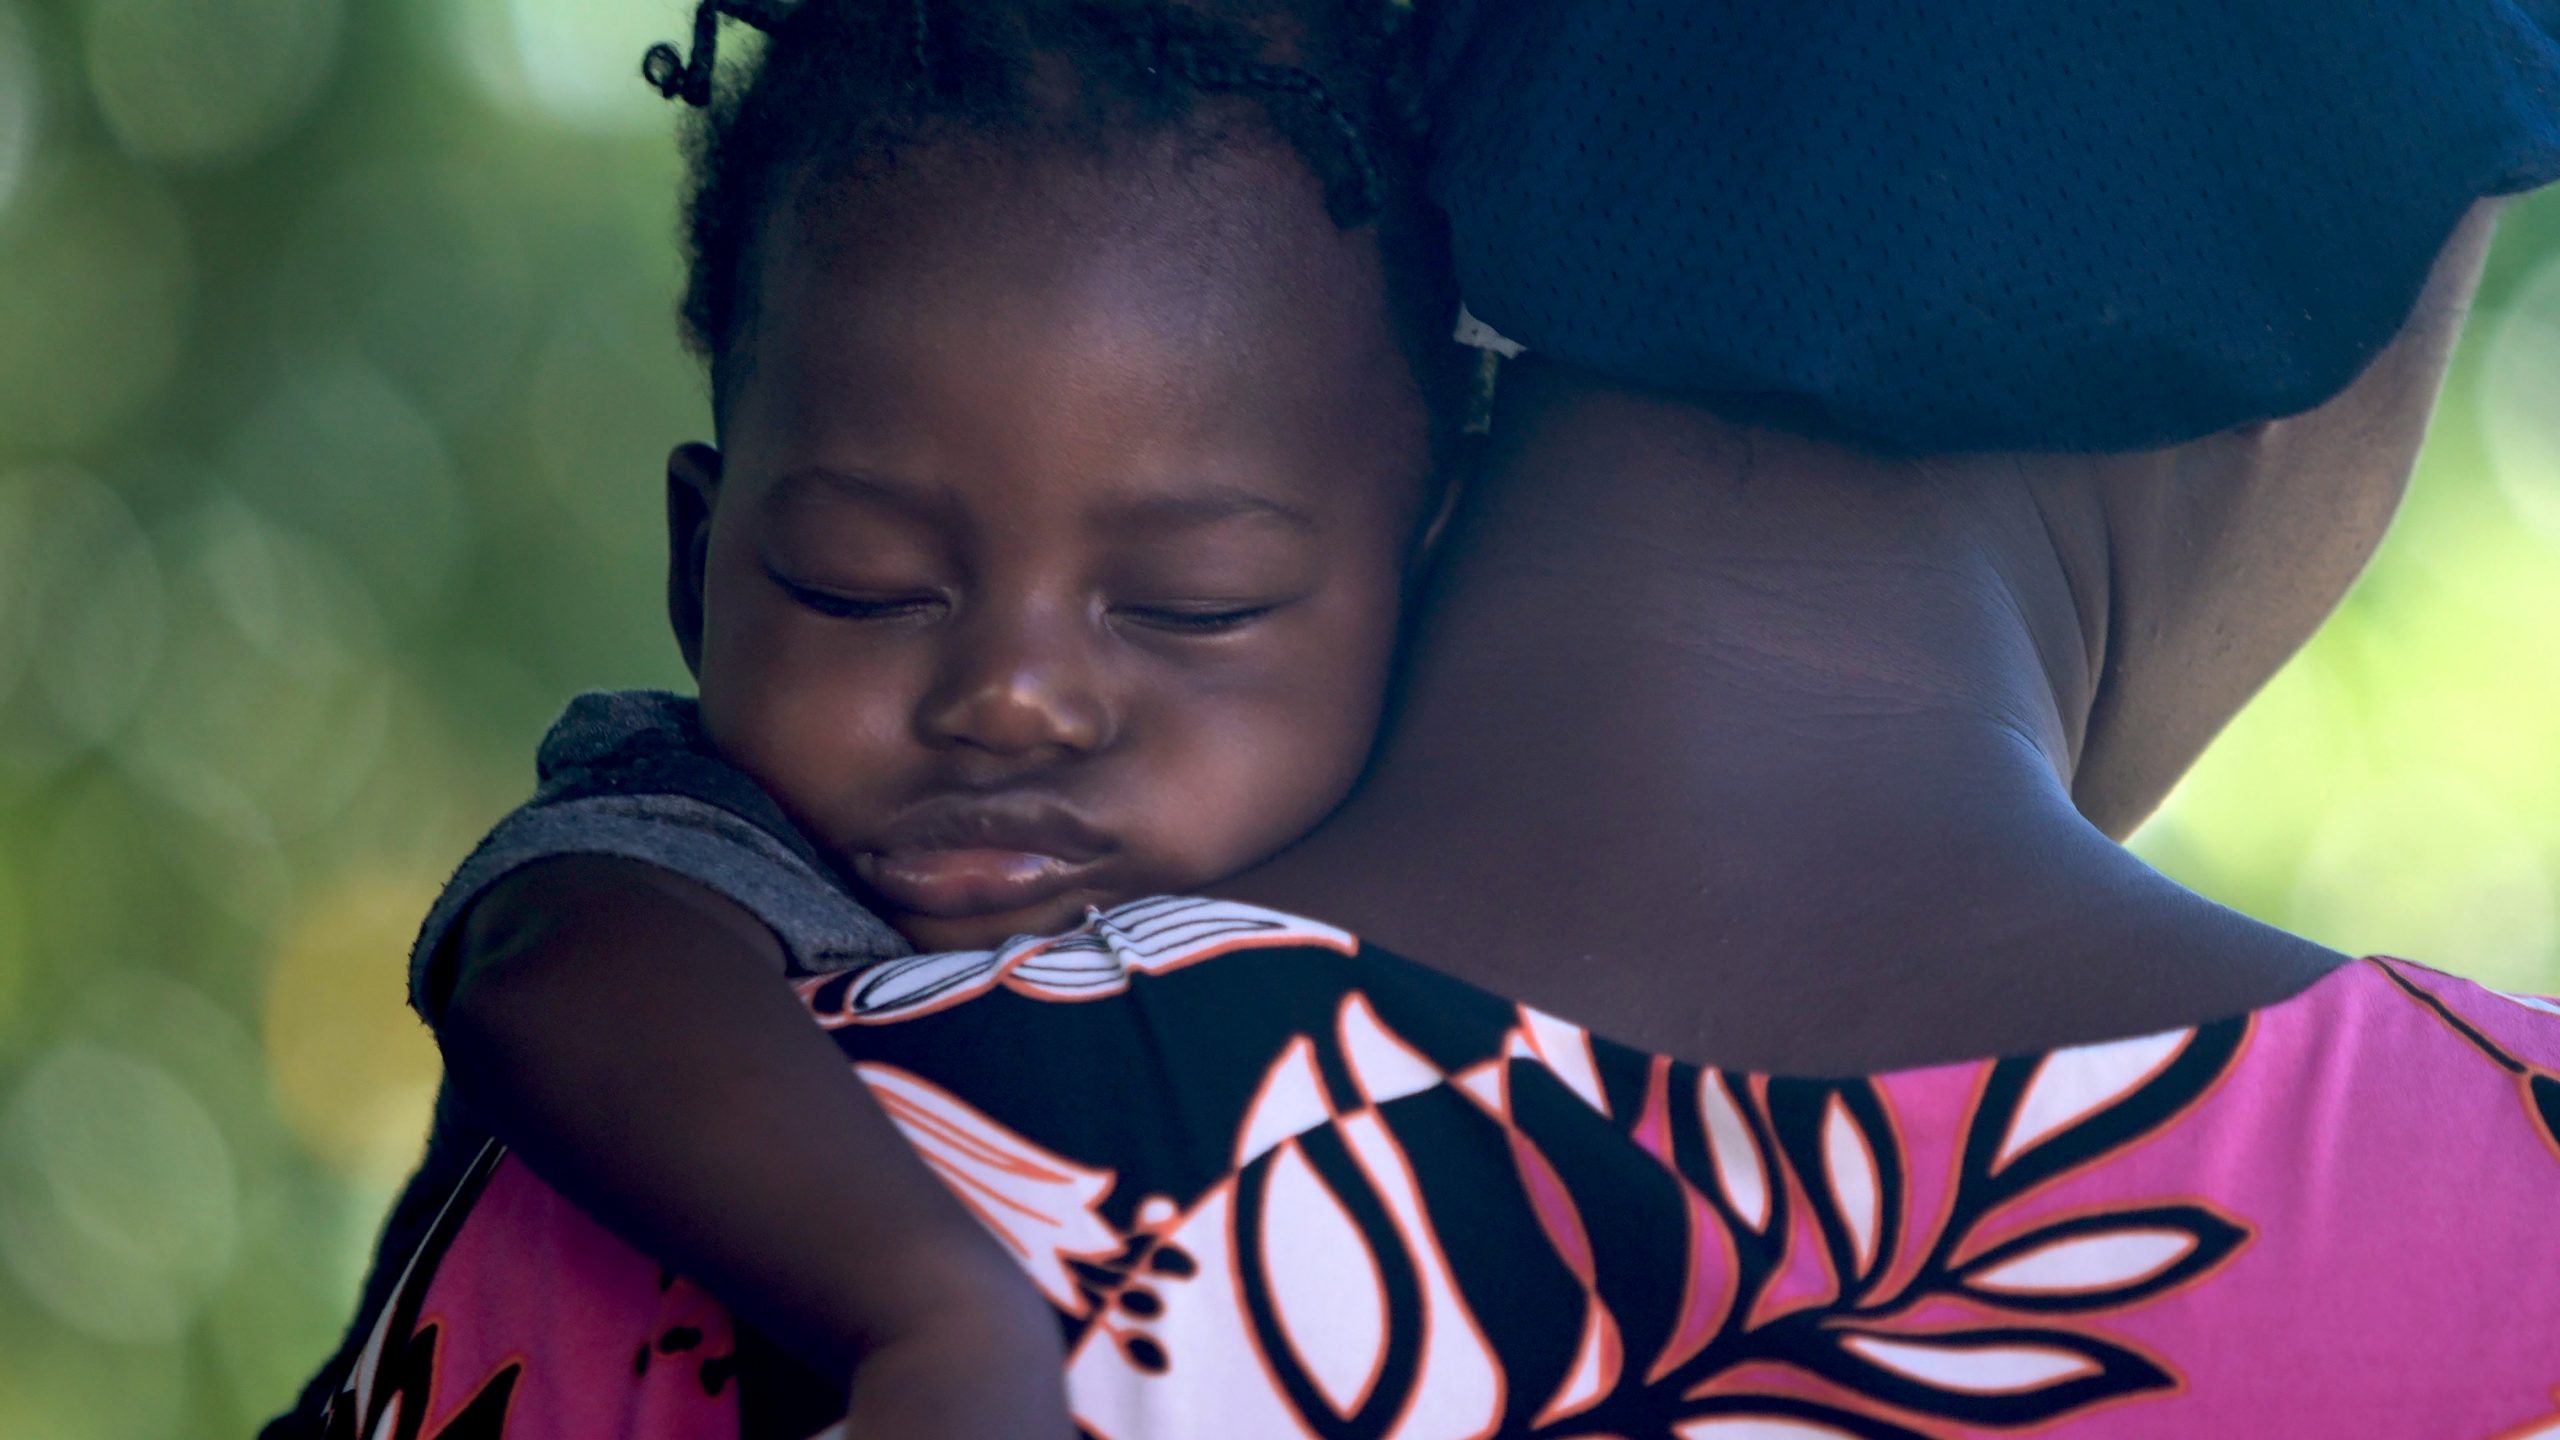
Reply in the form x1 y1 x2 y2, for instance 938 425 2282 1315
675 137 1435 952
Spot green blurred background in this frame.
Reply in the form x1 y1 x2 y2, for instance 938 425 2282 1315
2 0 2559 1433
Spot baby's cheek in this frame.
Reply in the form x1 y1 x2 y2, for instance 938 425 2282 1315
1174 677 1386 880
700 646 922 840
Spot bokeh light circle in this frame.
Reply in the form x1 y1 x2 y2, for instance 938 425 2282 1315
116 496 394 841
220 357 468 625
0 154 192 449
48 969 287 1183
80 0 341 166
269 160 535 433
451 0 697 134
261 869 444 1188
37 496 163 748
0 468 165 779
0 1042 241 1343
324 668 530 892
0 1 38 216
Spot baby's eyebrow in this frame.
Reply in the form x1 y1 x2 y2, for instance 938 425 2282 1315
762 466 938 517
1096 488 1318 537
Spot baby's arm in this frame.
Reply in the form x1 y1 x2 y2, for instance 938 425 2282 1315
434 854 1069 1437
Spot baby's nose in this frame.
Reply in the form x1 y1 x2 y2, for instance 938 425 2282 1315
916 610 1114 760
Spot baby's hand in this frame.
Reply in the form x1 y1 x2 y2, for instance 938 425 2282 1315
836 1251 1073 1440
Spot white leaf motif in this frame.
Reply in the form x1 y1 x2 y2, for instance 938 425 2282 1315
1260 1142 1387 1417
1086 896 1357 971
1532 1300 1620 1427
818 898 1359 1022
1336 1113 1502 1440
1338 993 1442 1106
1821 1095 1881 1276
1970 1228 2196 1296
1006 935 1126 995
856 1064 1119 1314
1520 1006 1610 1115
1234 1036 1334 1169
838 947 1008 1016
1674 1419 1870 1439
1840 1333 2100 1393
1698 1071 1770 1231
1995 1028 2191 1169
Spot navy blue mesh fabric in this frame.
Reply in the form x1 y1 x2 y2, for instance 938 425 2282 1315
1414 0 2560 452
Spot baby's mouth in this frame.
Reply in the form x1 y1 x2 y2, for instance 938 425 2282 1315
853 798 1116 925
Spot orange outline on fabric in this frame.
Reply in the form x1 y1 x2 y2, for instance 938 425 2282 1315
2481 1390 2560 1440
2516 1070 2560 1165
807 947 1032 1027
1645 1179 1744 1385
1941 1194 2255 1315
1516 1006 1611 1117
1219 1171 1331 1440
1339 1108 1510 1438
811 906 1360 1027
1335 991 1443 1105
1529 1300 1624 1429
1697 1068 1773 1233
1261 1139 1392 1421
397 1317 535 1440
1864 1065 1988 1308
1824 1089 1909 1291
1678 1367 1933 1433
1836 1329 2103 1392
1990 1041 2185 1179
1743 1097 1838 1331
1827 1317 2191 1437
1007 929 1361 1007
1231 1034 1332 1172
2001 1329 2189 1437
1985 1017 2258 1224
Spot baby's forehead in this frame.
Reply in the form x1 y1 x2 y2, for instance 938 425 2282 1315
752 460 1352 541
767 132 1359 321
728 135 1431 516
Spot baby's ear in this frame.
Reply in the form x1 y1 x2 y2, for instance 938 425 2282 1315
666 443 724 678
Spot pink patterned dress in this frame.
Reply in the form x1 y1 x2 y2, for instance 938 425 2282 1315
316 899 2560 1440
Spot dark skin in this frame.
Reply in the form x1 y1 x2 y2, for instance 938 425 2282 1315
435 129 1433 1435
445 141 2497 1436
683 139 1431 954
1228 203 2501 1071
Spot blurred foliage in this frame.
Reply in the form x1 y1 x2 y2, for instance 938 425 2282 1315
0 0 2556 1433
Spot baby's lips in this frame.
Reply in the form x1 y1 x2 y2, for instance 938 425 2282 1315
854 845 1101 921
870 794 1117 864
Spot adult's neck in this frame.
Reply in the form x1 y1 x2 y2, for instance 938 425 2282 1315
1229 362 2339 1070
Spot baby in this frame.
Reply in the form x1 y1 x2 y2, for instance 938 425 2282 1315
278 2 1469 1436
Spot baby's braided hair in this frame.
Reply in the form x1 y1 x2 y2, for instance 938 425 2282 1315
642 0 1464 448
1152 32 1380 220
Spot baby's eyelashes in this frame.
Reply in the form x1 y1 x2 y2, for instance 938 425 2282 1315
1109 602 1284 636
763 555 1300 639
768 572 949 622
